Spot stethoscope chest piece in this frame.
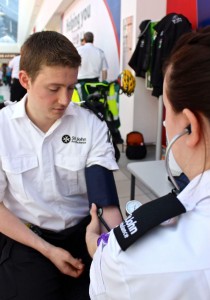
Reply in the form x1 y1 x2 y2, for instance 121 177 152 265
125 200 142 216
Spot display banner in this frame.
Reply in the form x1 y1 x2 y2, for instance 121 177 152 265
62 0 121 81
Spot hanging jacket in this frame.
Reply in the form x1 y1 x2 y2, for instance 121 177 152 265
128 20 152 78
151 13 192 98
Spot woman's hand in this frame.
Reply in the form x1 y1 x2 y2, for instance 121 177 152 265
86 203 101 257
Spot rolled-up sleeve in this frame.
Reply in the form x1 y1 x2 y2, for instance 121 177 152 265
86 115 119 171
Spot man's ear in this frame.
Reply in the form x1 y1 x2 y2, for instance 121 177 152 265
183 108 200 147
19 71 30 90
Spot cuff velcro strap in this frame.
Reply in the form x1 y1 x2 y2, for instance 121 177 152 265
114 193 186 251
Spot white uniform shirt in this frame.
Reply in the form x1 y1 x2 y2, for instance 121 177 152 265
77 43 108 80
90 170 210 300
8 55 21 79
0 95 118 231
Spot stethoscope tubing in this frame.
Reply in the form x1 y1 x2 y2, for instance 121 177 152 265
165 128 189 192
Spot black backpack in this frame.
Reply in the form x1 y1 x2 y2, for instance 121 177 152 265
125 131 147 160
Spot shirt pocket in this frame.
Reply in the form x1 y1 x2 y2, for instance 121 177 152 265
1 155 38 199
54 154 87 196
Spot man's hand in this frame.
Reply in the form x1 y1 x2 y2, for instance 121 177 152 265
0 202 85 278
47 244 85 277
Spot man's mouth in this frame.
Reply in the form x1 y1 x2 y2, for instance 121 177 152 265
53 107 66 111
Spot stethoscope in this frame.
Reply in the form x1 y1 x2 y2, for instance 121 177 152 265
97 124 192 224
125 124 191 216
165 124 191 193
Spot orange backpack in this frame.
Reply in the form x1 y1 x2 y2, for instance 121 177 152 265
126 131 147 159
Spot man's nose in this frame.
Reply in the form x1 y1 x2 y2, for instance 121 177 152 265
58 89 70 106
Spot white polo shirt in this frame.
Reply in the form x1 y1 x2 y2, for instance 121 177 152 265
77 43 108 80
90 170 210 300
0 95 118 231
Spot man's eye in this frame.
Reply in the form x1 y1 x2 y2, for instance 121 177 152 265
68 86 75 91
49 87 59 92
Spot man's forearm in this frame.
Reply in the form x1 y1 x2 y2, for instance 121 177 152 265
0 202 51 257
101 205 123 231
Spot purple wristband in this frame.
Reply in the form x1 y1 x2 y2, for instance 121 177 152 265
97 232 110 246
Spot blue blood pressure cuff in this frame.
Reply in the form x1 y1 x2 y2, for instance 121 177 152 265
85 165 119 207
114 193 186 251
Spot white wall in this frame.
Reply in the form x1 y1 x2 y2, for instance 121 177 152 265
119 0 166 144
35 0 63 32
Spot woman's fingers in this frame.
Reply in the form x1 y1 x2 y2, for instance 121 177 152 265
88 203 100 234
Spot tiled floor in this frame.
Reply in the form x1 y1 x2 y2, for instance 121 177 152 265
0 84 156 219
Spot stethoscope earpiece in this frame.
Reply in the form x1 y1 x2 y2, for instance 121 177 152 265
165 125 191 193
185 124 191 134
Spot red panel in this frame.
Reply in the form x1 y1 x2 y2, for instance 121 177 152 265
166 0 197 29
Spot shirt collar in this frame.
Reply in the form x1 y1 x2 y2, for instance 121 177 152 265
11 94 78 120
11 94 28 119
177 169 210 211
64 101 78 117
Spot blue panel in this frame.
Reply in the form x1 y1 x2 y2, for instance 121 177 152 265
107 0 121 40
104 0 121 45
197 0 210 28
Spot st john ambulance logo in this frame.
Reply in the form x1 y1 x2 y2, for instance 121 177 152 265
62 135 87 144
62 135 71 144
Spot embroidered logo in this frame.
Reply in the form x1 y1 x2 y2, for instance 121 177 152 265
62 135 71 143
125 215 138 235
62 135 86 144
120 215 138 238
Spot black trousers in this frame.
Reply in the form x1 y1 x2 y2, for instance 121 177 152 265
0 216 91 300
10 78 26 102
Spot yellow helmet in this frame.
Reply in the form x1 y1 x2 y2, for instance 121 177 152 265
118 69 136 96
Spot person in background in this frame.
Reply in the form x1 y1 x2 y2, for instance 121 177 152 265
9 53 26 101
86 28 210 299
0 67 3 86
0 31 122 300
5 64 12 87
77 32 108 83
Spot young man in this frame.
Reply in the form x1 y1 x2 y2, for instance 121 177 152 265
0 31 122 300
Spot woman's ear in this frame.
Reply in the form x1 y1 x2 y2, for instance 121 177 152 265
19 71 30 90
183 108 200 147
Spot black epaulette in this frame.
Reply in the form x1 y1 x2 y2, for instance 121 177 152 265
114 193 186 251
